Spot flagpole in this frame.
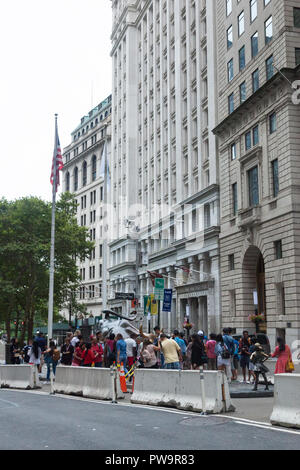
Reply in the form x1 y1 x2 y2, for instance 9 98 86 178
48 114 58 346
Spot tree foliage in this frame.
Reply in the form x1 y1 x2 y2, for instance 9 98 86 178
0 193 93 343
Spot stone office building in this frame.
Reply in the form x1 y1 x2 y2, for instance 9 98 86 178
213 0 300 347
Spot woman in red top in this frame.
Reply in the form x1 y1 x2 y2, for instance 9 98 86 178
72 343 84 366
271 337 292 374
90 335 103 367
82 343 95 367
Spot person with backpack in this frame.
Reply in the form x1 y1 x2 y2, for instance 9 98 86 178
215 334 232 382
44 341 60 383
104 333 116 367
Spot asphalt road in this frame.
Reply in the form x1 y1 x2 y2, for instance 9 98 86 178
0 389 299 451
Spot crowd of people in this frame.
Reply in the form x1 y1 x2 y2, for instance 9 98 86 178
8 326 295 389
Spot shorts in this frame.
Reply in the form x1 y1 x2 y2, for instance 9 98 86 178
240 355 250 369
164 362 180 370
217 356 231 368
248 361 255 371
232 356 239 370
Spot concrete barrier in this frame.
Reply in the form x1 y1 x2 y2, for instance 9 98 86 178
0 342 5 364
0 365 35 389
270 373 300 428
54 366 125 401
131 369 235 414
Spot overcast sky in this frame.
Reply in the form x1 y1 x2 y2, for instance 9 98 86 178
0 0 112 202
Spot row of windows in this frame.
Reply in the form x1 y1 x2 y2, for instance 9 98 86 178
228 55 274 113
79 284 102 300
226 0 271 18
66 156 104 192
227 16 272 83
73 109 111 142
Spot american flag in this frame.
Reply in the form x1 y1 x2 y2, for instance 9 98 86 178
50 134 63 192
147 270 164 286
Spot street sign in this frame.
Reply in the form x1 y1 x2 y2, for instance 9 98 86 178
154 278 165 300
162 289 173 312
115 292 135 300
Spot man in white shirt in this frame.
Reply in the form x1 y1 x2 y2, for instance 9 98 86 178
125 334 137 370
71 330 81 348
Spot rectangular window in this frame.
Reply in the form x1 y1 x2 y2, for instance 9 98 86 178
239 46 245 71
238 11 245 36
294 8 300 28
228 58 234 82
227 25 233 49
232 183 238 215
252 69 259 93
228 93 234 114
265 16 273 44
251 32 258 58
269 112 276 134
274 240 282 260
264 0 271 5
253 125 259 146
229 254 235 270
248 166 259 206
231 142 237 160
240 81 246 103
272 159 279 197
245 131 251 151
250 0 257 22
266 55 274 80
226 0 232 16
295 48 300 66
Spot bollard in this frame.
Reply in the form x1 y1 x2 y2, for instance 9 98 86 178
50 362 55 395
110 365 117 404
199 365 207 415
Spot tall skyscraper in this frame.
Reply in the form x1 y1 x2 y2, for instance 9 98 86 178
109 0 221 334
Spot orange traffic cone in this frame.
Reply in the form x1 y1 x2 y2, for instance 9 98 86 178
119 362 127 393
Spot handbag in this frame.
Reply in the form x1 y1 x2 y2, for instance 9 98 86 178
286 355 294 373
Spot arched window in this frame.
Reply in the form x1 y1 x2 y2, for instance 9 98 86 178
91 155 97 181
66 172 70 192
82 161 87 186
74 167 78 191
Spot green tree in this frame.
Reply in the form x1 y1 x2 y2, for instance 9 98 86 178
0 194 93 343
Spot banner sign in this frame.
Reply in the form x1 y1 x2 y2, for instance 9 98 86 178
162 289 173 312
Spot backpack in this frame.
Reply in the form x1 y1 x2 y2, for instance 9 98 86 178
221 343 231 359
53 349 60 362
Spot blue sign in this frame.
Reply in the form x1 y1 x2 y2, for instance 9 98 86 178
162 289 173 312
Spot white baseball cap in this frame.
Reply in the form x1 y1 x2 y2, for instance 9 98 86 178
197 330 204 336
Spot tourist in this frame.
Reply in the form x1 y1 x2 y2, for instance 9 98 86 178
29 340 42 371
271 337 293 374
60 336 74 366
116 333 128 373
173 330 187 369
239 330 251 383
71 330 81 348
10 338 22 365
158 333 182 370
231 337 240 381
22 339 33 364
104 333 116 367
125 334 137 371
140 338 159 368
191 333 207 370
215 334 232 382
72 341 85 367
90 335 103 367
81 343 95 367
205 333 217 370
44 341 60 383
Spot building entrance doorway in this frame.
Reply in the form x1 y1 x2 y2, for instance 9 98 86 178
242 246 266 333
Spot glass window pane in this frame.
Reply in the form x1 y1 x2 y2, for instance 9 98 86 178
238 11 245 36
266 55 274 80
265 16 273 44
227 25 233 49
251 32 258 57
248 166 259 206
239 46 245 70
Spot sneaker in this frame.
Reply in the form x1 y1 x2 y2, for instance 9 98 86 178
246 380 250 384
43 381 50 385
